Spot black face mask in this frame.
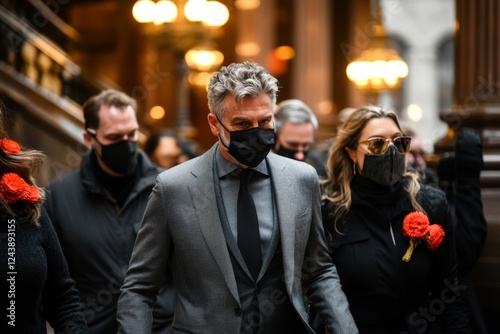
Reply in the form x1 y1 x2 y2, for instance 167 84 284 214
362 144 405 186
275 145 308 161
91 133 138 175
218 118 275 167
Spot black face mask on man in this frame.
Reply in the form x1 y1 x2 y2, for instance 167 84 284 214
89 131 138 175
362 144 405 186
217 117 275 167
275 145 308 161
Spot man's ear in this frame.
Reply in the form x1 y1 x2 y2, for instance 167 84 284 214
83 131 93 149
207 113 220 137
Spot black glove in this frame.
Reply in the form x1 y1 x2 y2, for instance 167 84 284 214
437 153 456 182
455 127 484 176
437 153 456 203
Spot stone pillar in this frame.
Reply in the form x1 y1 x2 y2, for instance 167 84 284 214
436 1 500 331
437 0 500 166
235 0 275 67
293 0 332 114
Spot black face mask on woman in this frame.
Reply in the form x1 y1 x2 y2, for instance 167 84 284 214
218 118 275 167
362 144 405 186
89 132 138 175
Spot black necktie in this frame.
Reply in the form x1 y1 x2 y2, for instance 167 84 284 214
237 169 262 280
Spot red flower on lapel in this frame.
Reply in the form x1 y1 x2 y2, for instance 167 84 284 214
402 211 445 262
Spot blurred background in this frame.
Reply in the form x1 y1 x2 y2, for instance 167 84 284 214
0 0 499 331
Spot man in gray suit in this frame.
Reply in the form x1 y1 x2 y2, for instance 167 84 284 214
117 61 358 334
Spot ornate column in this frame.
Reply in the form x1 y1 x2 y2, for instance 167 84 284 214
435 0 500 183
293 0 333 141
235 0 275 66
437 0 500 168
436 1 500 330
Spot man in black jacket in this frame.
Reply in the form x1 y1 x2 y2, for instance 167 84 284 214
437 128 488 334
45 89 174 334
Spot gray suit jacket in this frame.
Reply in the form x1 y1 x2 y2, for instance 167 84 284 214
117 144 357 334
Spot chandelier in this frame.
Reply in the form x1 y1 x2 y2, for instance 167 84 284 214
346 3 408 92
133 0 229 27
132 0 229 62
132 0 230 135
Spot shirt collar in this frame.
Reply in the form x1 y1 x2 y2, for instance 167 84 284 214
215 145 269 178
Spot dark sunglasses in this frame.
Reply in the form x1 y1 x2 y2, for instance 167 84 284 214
359 136 412 156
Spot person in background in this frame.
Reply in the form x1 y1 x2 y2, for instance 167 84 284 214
436 128 488 334
400 123 439 187
0 102 87 333
307 107 357 179
272 98 331 177
144 129 198 169
335 107 357 134
273 99 318 162
117 61 358 334
320 105 471 333
45 89 174 334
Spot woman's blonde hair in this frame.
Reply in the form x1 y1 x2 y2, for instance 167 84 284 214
323 105 423 228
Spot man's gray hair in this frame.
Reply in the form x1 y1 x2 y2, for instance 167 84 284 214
274 99 318 134
207 61 279 119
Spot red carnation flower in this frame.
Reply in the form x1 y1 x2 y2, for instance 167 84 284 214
428 224 445 251
402 211 430 262
0 138 21 154
0 173 40 204
403 211 430 239
402 212 446 262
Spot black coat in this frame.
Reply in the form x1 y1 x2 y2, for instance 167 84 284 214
437 128 488 334
0 209 87 333
45 150 174 334
321 176 471 334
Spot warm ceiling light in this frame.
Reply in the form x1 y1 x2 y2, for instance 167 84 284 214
188 71 213 88
274 46 295 60
346 3 408 92
133 0 229 27
132 0 155 23
184 0 206 22
235 42 261 57
154 0 178 24
407 104 423 122
185 45 224 72
346 49 408 90
150 105 165 119
202 1 230 26
235 0 260 10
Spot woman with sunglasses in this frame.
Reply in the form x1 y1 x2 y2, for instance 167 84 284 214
319 106 471 333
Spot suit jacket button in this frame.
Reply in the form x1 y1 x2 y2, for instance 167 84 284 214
235 307 242 316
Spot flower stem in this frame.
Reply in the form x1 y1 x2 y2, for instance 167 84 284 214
402 239 415 262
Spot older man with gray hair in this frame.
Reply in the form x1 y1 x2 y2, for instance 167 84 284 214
117 62 357 334
273 99 318 161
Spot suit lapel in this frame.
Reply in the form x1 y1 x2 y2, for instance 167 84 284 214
267 154 297 295
187 146 239 302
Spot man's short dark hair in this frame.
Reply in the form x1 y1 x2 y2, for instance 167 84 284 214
83 89 137 130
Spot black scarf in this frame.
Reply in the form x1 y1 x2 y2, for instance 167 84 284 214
91 151 140 207
350 174 409 224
